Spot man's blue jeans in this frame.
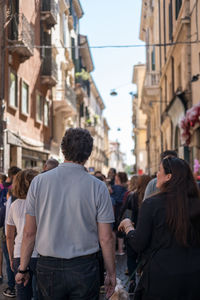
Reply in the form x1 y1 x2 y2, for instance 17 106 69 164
36 253 100 300
1 240 15 288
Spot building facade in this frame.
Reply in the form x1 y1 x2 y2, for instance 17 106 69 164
0 0 111 173
139 0 200 174
132 64 148 174
3 0 56 171
109 141 126 172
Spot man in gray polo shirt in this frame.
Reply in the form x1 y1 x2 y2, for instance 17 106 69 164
144 150 178 199
15 128 116 299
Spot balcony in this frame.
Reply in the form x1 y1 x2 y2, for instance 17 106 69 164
143 71 160 101
41 0 57 28
41 53 57 87
86 125 97 136
53 82 77 116
8 13 34 62
145 71 160 87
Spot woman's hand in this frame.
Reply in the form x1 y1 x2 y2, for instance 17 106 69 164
15 272 30 286
118 218 134 234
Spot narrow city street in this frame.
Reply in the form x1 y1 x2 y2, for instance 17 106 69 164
0 0 200 299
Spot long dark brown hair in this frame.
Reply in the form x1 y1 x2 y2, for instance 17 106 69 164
136 175 152 208
161 157 200 246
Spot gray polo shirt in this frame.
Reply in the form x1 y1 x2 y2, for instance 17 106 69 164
143 177 158 200
26 163 114 259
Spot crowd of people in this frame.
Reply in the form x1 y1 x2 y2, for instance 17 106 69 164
0 127 199 300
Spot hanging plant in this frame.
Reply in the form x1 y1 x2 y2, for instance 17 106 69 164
75 69 90 81
86 119 92 126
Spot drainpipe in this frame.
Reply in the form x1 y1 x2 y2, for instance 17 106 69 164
0 3 5 172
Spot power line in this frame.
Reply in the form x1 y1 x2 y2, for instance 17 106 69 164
6 39 200 50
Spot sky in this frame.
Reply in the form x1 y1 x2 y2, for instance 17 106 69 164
80 0 145 165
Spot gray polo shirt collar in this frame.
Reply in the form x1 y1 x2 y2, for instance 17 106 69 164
59 162 85 170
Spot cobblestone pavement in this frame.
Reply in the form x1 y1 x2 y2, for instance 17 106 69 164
0 254 133 299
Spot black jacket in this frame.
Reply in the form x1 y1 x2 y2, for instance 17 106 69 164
127 193 200 300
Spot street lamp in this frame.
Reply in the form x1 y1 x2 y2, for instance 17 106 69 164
109 83 134 96
110 89 118 96
191 74 200 82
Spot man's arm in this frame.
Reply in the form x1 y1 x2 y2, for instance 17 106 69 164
15 214 37 285
98 223 116 299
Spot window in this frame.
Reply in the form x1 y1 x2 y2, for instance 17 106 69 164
21 81 29 115
177 63 182 89
9 71 17 108
71 37 75 63
60 13 67 46
169 0 173 41
36 94 43 122
175 0 182 19
63 14 67 47
44 100 49 126
151 47 155 71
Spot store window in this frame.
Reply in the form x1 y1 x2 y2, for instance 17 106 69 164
9 71 18 108
22 148 48 170
21 81 29 115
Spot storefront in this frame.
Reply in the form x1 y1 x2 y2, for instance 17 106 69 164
22 148 48 170
4 130 50 172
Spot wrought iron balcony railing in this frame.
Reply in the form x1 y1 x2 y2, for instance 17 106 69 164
145 71 160 87
8 13 34 61
41 52 57 86
41 0 57 28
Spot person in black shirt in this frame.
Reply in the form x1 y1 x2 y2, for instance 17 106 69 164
119 157 200 300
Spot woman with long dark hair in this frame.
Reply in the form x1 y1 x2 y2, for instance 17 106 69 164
119 157 200 300
120 175 151 293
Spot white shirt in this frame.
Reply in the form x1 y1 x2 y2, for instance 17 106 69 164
7 199 38 258
5 196 12 236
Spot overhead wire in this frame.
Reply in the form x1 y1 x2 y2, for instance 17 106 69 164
6 39 200 50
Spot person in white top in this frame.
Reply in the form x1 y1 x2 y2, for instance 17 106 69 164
6 169 39 300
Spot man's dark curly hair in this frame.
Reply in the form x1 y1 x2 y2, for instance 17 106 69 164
61 128 93 163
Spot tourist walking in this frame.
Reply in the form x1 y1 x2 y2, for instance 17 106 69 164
2 166 21 298
110 172 128 255
6 169 39 300
15 128 116 300
119 157 200 300
120 175 151 293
